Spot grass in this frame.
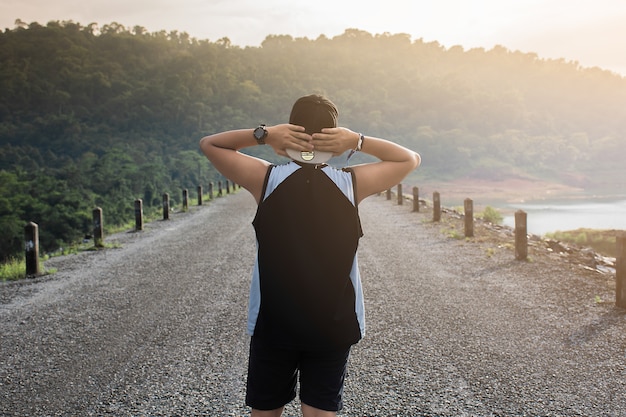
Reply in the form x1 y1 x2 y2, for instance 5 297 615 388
1 189 231 282
1 239 125 281
0 257 27 281
0 257 57 282
546 228 619 258
106 204 166 234
109 191 226 233
438 218 464 240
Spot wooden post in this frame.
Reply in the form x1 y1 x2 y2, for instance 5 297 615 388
226 180 231 194
182 189 189 211
433 192 441 222
397 184 403 205
616 232 626 308
135 199 143 231
24 222 40 276
163 193 170 220
412 187 419 212
197 185 203 206
515 210 528 260
208 182 213 200
464 198 474 238
218 181 223 197
93 207 104 247
386 189 391 200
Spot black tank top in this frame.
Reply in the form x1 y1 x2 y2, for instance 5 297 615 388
252 164 363 349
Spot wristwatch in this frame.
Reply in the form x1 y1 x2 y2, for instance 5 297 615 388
253 124 268 145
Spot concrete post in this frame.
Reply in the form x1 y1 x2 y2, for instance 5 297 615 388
93 207 103 247
515 210 528 261
464 198 474 238
24 222 40 276
616 233 626 308
433 192 441 222
163 193 170 220
135 199 143 231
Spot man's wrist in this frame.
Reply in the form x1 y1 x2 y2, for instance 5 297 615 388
347 132 364 161
355 133 364 152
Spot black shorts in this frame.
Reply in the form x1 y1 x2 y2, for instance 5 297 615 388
245 336 351 412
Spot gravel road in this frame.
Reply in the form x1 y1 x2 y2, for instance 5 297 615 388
1 191 625 416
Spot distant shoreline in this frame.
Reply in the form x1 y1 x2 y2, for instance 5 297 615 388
416 177 626 208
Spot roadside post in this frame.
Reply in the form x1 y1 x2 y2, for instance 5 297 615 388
163 193 170 220
464 198 474 238
93 207 103 247
515 210 528 260
24 222 40 276
616 232 626 308
433 192 441 222
135 199 143 231
182 189 189 211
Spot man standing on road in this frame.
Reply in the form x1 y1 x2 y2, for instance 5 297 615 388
200 94 420 417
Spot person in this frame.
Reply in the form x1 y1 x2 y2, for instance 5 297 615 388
199 94 420 417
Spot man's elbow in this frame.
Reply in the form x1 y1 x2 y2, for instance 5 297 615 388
405 152 420 171
199 136 217 156
413 152 421 169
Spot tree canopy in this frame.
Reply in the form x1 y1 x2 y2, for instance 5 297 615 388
2 20 626 260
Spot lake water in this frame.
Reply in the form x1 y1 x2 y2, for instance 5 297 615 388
501 199 626 236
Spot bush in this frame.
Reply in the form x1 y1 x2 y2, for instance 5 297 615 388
480 206 503 224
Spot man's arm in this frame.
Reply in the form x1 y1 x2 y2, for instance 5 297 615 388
311 128 421 204
199 124 313 203
350 135 421 203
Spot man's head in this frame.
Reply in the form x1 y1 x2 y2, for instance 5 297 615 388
289 95 338 135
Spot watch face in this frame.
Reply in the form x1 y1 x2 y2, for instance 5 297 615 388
254 126 266 140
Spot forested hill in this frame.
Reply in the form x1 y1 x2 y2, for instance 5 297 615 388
2 20 626 260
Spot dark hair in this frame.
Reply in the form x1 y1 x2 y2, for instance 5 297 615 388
289 94 338 135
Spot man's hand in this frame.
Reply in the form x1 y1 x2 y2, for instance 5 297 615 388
311 127 360 156
266 124 313 157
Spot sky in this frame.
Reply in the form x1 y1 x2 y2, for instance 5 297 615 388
2 0 626 76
